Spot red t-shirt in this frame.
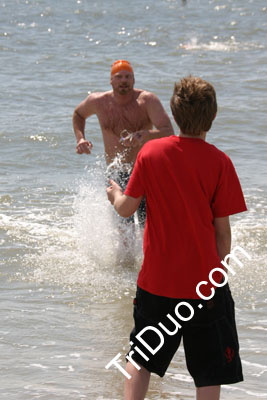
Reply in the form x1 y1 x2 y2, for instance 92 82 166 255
125 136 247 299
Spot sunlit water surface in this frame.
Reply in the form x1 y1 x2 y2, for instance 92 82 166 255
1 0 267 398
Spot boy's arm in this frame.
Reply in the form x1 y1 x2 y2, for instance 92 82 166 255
213 216 231 262
106 179 143 218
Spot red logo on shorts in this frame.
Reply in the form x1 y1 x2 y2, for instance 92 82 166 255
225 347 235 363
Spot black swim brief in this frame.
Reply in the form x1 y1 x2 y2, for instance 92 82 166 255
107 168 146 227
128 284 243 387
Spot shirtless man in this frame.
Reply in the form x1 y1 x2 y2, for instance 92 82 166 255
73 60 173 164
73 60 174 226
73 60 174 231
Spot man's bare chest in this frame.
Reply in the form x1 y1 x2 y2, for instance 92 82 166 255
97 100 150 134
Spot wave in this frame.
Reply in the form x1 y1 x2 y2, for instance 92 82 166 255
179 37 264 52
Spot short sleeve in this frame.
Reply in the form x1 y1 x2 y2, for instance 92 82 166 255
124 152 145 198
211 155 247 218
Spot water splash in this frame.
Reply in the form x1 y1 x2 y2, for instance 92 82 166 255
13 159 144 302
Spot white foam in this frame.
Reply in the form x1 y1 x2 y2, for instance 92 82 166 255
249 326 267 331
180 37 264 52
224 384 267 398
242 360 267 370
29 363 49 369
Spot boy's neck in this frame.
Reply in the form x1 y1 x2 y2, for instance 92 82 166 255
179 131 207 141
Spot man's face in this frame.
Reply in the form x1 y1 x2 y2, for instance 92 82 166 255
110 70 135 95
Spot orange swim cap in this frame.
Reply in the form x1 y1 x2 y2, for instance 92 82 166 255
111 60 133 76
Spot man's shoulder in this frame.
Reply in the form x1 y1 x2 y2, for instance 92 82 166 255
89 90 112 101
135 89 160 103
86 91 113 111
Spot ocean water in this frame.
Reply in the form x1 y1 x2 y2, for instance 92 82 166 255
0 0 267 398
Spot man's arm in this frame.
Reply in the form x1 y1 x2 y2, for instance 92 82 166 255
143 92 174 140
213 216 231 262
122 92 174 147
72 93 99 154
106 179 143 218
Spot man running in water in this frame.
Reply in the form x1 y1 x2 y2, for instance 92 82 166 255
73 60 174 227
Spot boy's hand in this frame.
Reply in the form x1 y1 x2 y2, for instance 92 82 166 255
106 179 123 205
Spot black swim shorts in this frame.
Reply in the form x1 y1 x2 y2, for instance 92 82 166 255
128 284 243 387
107 169 146 227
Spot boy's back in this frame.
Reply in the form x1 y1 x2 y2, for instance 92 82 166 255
125 135 246 298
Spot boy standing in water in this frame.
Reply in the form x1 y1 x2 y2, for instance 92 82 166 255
107 76 247 399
